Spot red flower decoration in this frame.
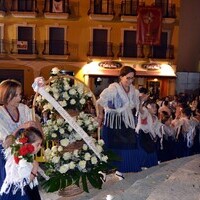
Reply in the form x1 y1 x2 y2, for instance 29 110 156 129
19 137 28 144
14 156 20 164
11 137 35 164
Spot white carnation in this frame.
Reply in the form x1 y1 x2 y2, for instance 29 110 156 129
63 152 71 160
70 99 76 105
69 88 76 95
60 139 69 147
58 146 63 152
79 98 86 105
82 144 88 151
91 156 98 165
98 139 105 146
59 128 65 134
78 160 86 170
57 118 64 125
51 146 58 152
51 133 57 138
101 155 108 162
52 156 60 164
69 161 76 169
59 164 69 174
84 152 91 161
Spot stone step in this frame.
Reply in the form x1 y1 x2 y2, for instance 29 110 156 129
40 155 200 200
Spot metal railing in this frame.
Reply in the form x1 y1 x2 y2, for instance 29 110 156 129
120 0 138 16
43 0 70 14
88 0 114 15
42 40 70 56
11 39 38 55
87 41 114 57
11 0 38 12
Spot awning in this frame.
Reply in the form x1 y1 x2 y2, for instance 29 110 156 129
83 61 176 78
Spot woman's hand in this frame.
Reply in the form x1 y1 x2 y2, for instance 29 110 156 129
30 160 39 181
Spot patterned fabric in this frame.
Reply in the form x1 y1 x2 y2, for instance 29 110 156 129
97 82 140 129
0 104 33 141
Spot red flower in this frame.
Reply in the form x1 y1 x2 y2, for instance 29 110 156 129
19 145 29 156
14 156 20 164
26 144 35 153
19 137 28 144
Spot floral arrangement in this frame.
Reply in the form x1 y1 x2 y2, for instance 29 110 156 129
34 68 114 193
11 136 35 164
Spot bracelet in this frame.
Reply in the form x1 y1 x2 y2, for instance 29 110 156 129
31 171 38 177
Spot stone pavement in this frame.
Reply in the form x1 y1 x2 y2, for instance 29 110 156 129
40 154 200 200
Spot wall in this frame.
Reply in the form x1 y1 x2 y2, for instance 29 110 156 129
177 0 200 72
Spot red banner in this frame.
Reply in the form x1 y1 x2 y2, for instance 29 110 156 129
136 7 162 45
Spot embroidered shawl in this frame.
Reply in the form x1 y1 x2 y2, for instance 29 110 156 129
96 82 140 129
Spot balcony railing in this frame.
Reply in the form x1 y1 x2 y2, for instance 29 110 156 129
88 0 114 15
11 39 38 58
120 0 138 16
43 0 70 14
42 40 70 56
118 43 138 58
87 42 114 58
155 2 176 18
10 0 38 18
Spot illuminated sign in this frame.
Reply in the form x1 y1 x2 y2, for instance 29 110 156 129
141 63 161 70
98 61 122 69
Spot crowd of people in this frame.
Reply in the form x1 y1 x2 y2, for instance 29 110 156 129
0 72 199 199
97 66 200 178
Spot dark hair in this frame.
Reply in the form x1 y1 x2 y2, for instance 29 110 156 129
17 126 44 144
119 66 136 77
0 79 22 105
161 111 171 124
139 87 148 94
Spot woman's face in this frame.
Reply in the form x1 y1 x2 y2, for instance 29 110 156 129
120 72 135 87
32 137 43 154
147 103 158 115
8 87 22 107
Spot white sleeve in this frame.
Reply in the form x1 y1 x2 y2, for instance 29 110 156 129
96 83 117 107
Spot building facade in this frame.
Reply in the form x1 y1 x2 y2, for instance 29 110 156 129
0 0 193 99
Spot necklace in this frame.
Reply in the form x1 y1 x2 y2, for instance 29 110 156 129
120 82 130 93
4 105 19 123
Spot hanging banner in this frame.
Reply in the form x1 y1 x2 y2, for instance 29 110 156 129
136 6 162 45
52 0 63 13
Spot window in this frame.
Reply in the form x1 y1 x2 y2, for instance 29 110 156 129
49 28 65 55
122 29 137 57
89 27 113 57
121 0 138 16
43 25 69 57
92 0 113 14
17 25 35 54
18 0 34 12
152 32 168 58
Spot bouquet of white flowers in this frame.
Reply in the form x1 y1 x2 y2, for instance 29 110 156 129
33 68 114 194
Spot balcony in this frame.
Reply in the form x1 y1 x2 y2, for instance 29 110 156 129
10 0 38 18
10 39 38 59
87 42 114 59
43 0 70 19
118 43 138 58
88 0 115 21
42 40 70 60
120 1 138 22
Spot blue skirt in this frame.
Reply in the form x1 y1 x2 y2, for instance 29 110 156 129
102 125 141 173
0 185 29 200
137 130 158 168
0 145 6 189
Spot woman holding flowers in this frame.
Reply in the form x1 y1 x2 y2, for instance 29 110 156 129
0 79 35 189
96 66 140 176
0 127 44 200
